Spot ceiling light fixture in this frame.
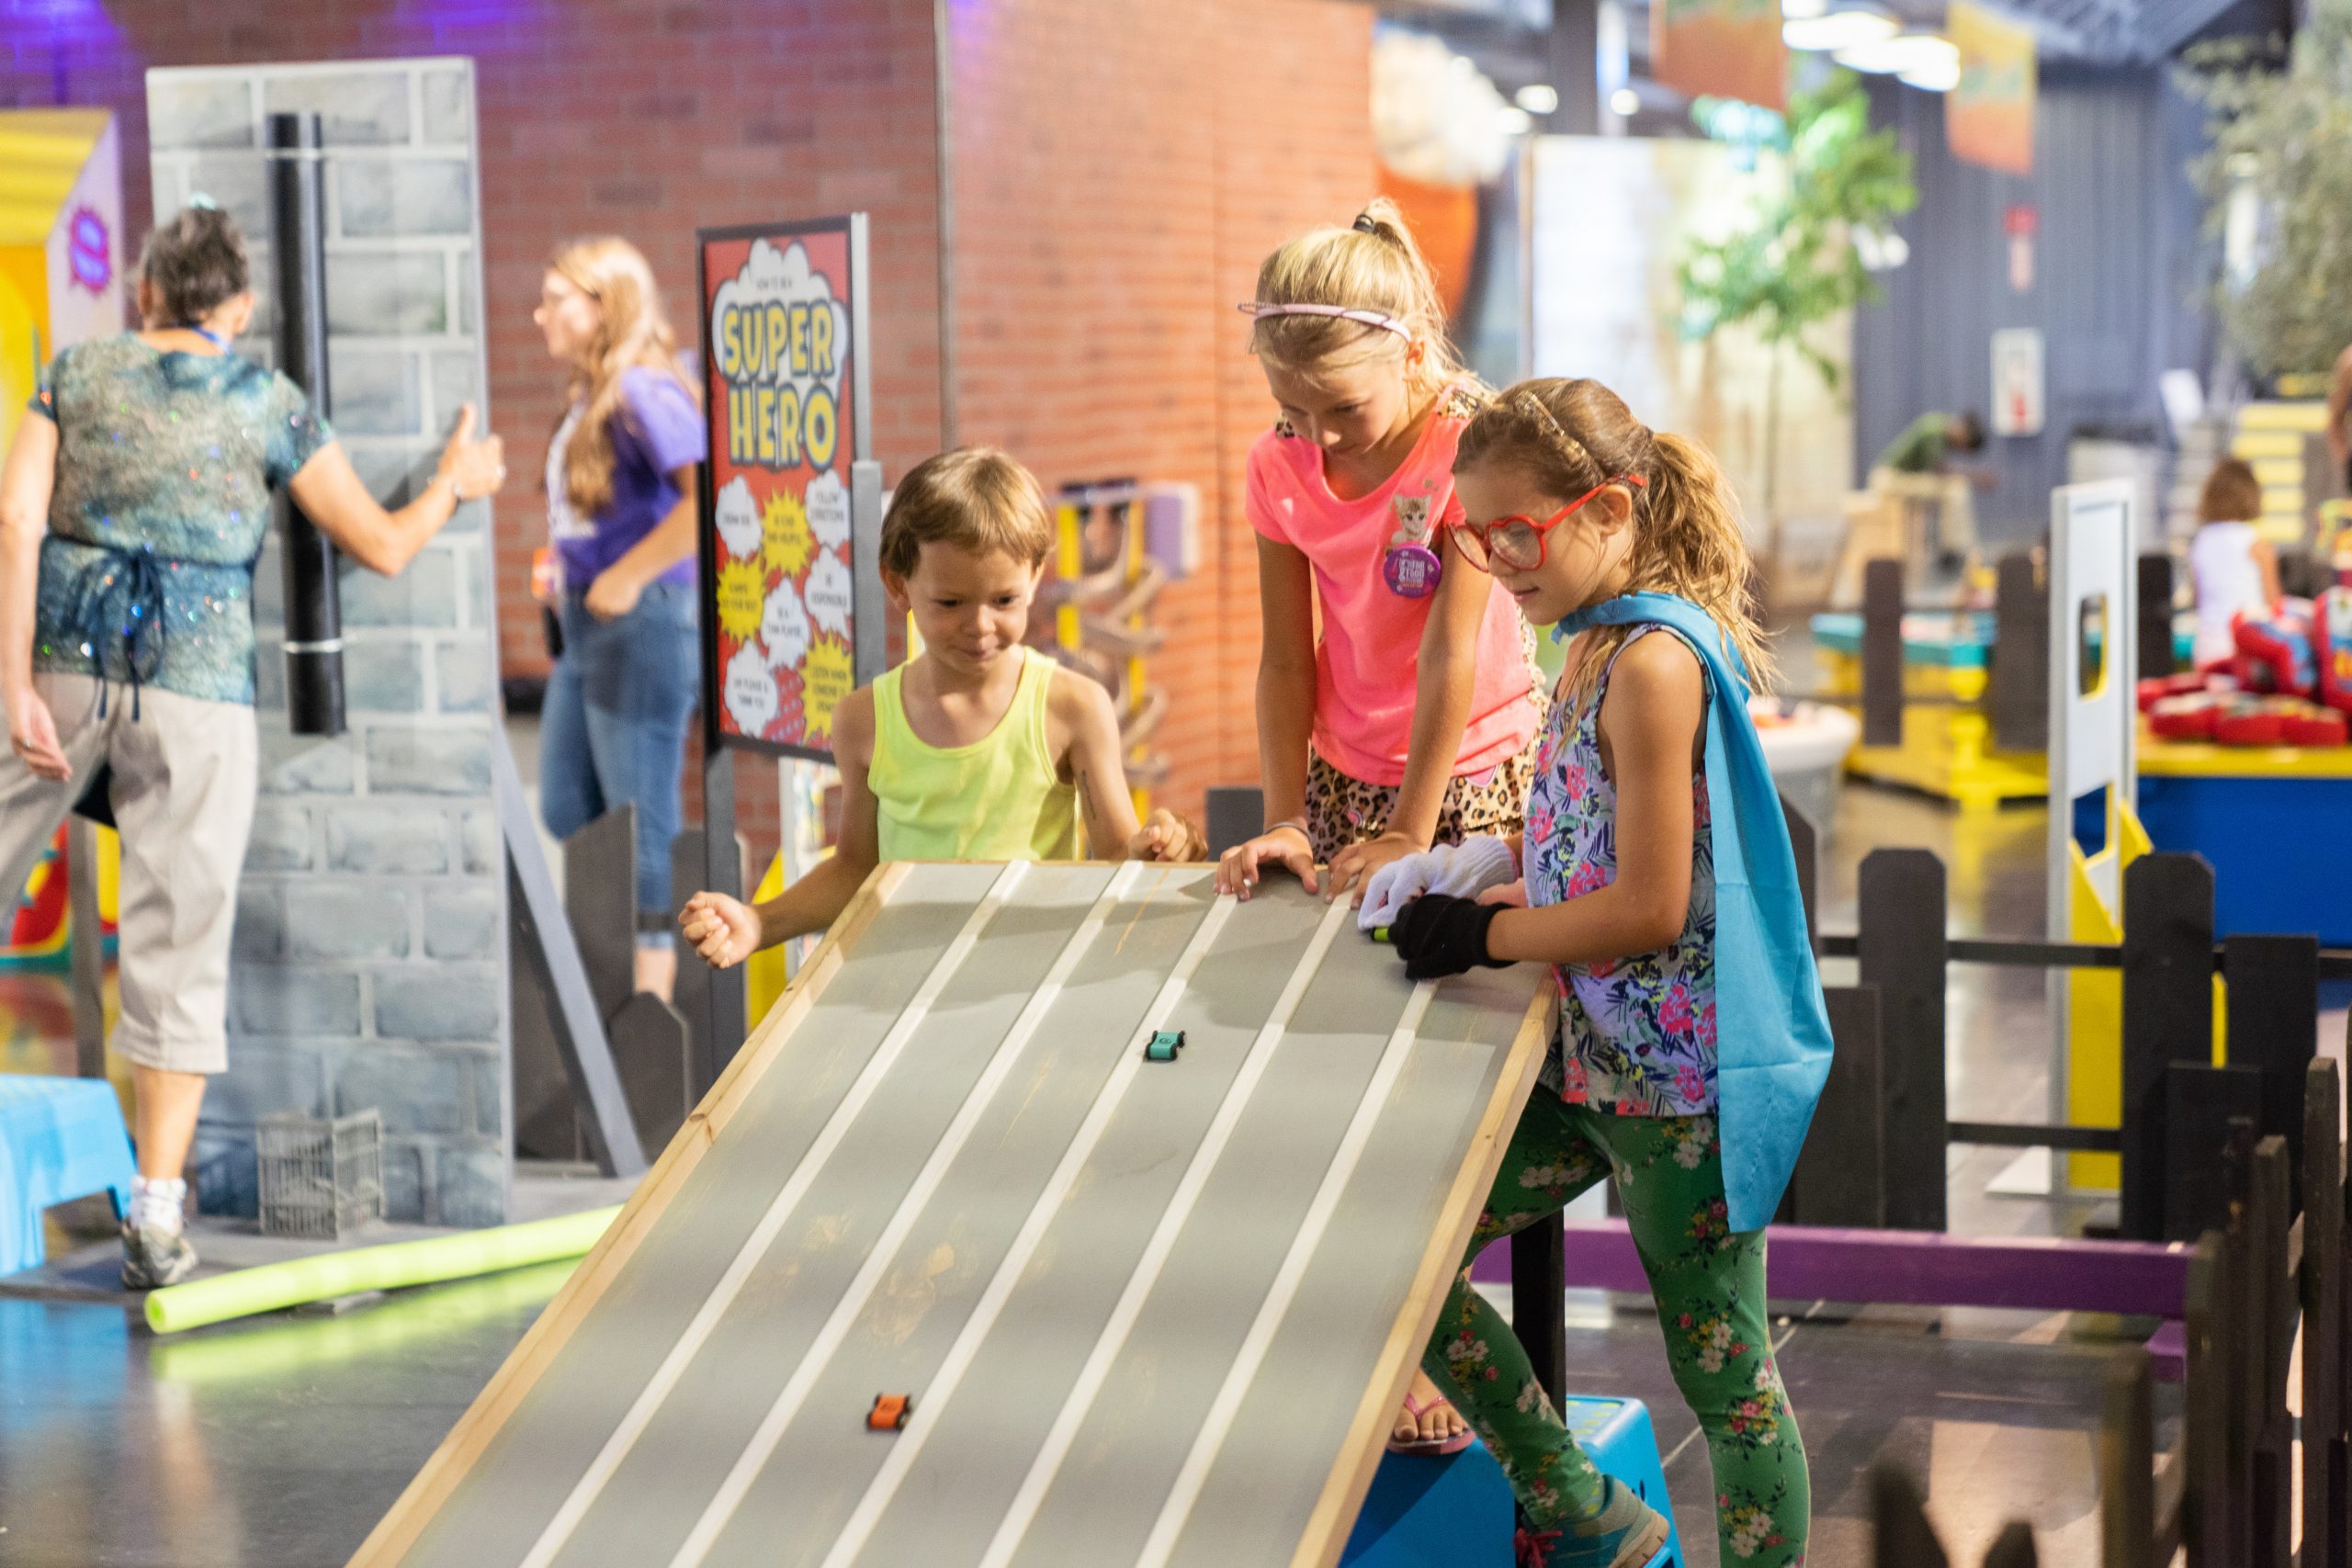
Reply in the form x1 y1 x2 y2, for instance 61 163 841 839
1781 6 1898 51
1515 83 1561 114
1834 31 1958 78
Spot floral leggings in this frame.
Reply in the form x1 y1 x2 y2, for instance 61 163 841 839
1421 1096 1808 1564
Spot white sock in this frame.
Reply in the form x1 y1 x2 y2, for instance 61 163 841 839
130 1175 187 1236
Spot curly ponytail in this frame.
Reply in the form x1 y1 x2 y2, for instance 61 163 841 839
1454 377 1771 709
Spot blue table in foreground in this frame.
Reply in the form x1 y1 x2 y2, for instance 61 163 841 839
1341 1395 1682 1567
0 1074 134 1276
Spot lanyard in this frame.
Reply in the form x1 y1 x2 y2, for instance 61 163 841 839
178 324 230 350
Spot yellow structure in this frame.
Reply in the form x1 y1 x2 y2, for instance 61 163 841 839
2231 399 2331 547
1812 634 2046 811
0 109 125 452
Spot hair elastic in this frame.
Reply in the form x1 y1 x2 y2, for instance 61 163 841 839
1234 300 1411 341
1351 212 1382 234
186 192 220 211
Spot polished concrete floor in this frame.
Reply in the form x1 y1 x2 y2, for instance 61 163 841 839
1 761 2340 1566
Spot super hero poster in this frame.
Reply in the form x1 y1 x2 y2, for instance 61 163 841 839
696 216 871 761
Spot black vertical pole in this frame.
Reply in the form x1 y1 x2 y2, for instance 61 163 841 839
1858 848 1949 1230
1860 558 1905 749
2137 554 2177 681
1508 1216 1566 1404
266 110 345 737
695 745 744 1096
1989 552 2048 754
2120 853 2215 1240
2222 934 2319 1209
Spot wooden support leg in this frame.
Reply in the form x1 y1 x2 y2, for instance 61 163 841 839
1509 1214 1566 1404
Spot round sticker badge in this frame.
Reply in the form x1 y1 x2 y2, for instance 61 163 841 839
1382 543 1442 598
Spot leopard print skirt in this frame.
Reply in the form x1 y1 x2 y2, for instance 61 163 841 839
1303 635 1549 865
1302 740 1540 866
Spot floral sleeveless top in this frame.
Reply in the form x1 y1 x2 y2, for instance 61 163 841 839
1527 624 1719 1114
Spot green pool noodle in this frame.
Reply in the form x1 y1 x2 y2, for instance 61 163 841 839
145 1203 622 1336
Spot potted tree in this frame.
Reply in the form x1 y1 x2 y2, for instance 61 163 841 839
1677 71 1917 529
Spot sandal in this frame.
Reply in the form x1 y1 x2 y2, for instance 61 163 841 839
1387 1393 1474 1456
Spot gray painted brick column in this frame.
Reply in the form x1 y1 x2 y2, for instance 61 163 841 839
147 58 510 1225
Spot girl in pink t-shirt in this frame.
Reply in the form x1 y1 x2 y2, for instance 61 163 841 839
1212 199 1544 1455
1216 199 1542 904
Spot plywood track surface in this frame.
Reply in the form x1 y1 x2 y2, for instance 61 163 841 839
352 862 1551 1568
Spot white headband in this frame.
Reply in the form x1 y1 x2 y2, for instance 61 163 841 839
1235 301 1412 341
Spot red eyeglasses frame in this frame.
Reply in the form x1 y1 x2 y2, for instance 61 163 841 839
1448 474 1645 572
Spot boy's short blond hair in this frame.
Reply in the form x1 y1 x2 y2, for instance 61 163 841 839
880 446 1054 579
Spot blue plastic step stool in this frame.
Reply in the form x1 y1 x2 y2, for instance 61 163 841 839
1341 1395 1681 1566
0 1075 135 1276
1561 1395 1684 1567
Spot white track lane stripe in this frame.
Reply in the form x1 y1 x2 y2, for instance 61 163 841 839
665 863 1145 1568
972 896 1356 1568
514 862 1031 1568
1135 980 1434 1568
815 887 1239 1568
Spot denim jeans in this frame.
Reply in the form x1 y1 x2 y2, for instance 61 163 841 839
539 581 699 942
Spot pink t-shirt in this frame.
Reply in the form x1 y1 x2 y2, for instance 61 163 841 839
1245 397 1539 787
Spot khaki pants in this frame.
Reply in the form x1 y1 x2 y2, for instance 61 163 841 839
0 672 256 1074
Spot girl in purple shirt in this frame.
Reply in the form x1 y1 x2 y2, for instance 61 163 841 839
533 237 705 1002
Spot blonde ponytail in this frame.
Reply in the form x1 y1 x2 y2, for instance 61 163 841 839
1245 197 1476 394
548 236 695 518
1454 378 1772 710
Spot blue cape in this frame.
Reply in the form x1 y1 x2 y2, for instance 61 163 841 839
1553 592 1833 1232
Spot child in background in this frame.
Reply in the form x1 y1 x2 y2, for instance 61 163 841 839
1211 198 1544 1453
2188 457 2278 670
1364 379 1829 1567
681 448 1201 966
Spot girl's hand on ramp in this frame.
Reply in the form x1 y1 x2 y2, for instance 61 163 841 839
1127 808 1207 863
1214 823 1317 899
680 891 761 969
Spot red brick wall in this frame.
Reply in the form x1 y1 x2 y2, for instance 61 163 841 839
6 0 946 672
946 0 1375 825
5 0 1373 836
5 0 947 862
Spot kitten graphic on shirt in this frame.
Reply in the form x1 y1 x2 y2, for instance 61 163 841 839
1389 491 1433 550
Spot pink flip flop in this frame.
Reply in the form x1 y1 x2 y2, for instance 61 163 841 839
1387 1393 1475 1456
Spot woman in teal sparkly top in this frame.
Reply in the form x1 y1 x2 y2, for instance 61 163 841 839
0 204 504 1289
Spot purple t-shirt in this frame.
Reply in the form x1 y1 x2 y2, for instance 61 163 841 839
547 366 706 589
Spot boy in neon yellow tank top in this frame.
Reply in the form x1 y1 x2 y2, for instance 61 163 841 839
681 447 1202 966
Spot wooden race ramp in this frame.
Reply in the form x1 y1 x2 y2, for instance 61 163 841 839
352 863 1552 1568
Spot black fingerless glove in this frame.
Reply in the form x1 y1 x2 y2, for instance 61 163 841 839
1389 894 1510 980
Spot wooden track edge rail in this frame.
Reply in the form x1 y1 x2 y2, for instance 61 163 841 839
345 863 912 1568
1290 979 1557 1568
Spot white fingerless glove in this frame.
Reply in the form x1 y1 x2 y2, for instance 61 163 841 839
1358 834 1518 931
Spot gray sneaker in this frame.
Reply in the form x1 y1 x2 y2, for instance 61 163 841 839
1522 1479 1673 1568
120 1221 198 1290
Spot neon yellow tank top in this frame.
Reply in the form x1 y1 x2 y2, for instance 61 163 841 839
868 647 1080 861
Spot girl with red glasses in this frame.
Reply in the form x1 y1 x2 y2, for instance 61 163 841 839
1361 378 1829 1568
